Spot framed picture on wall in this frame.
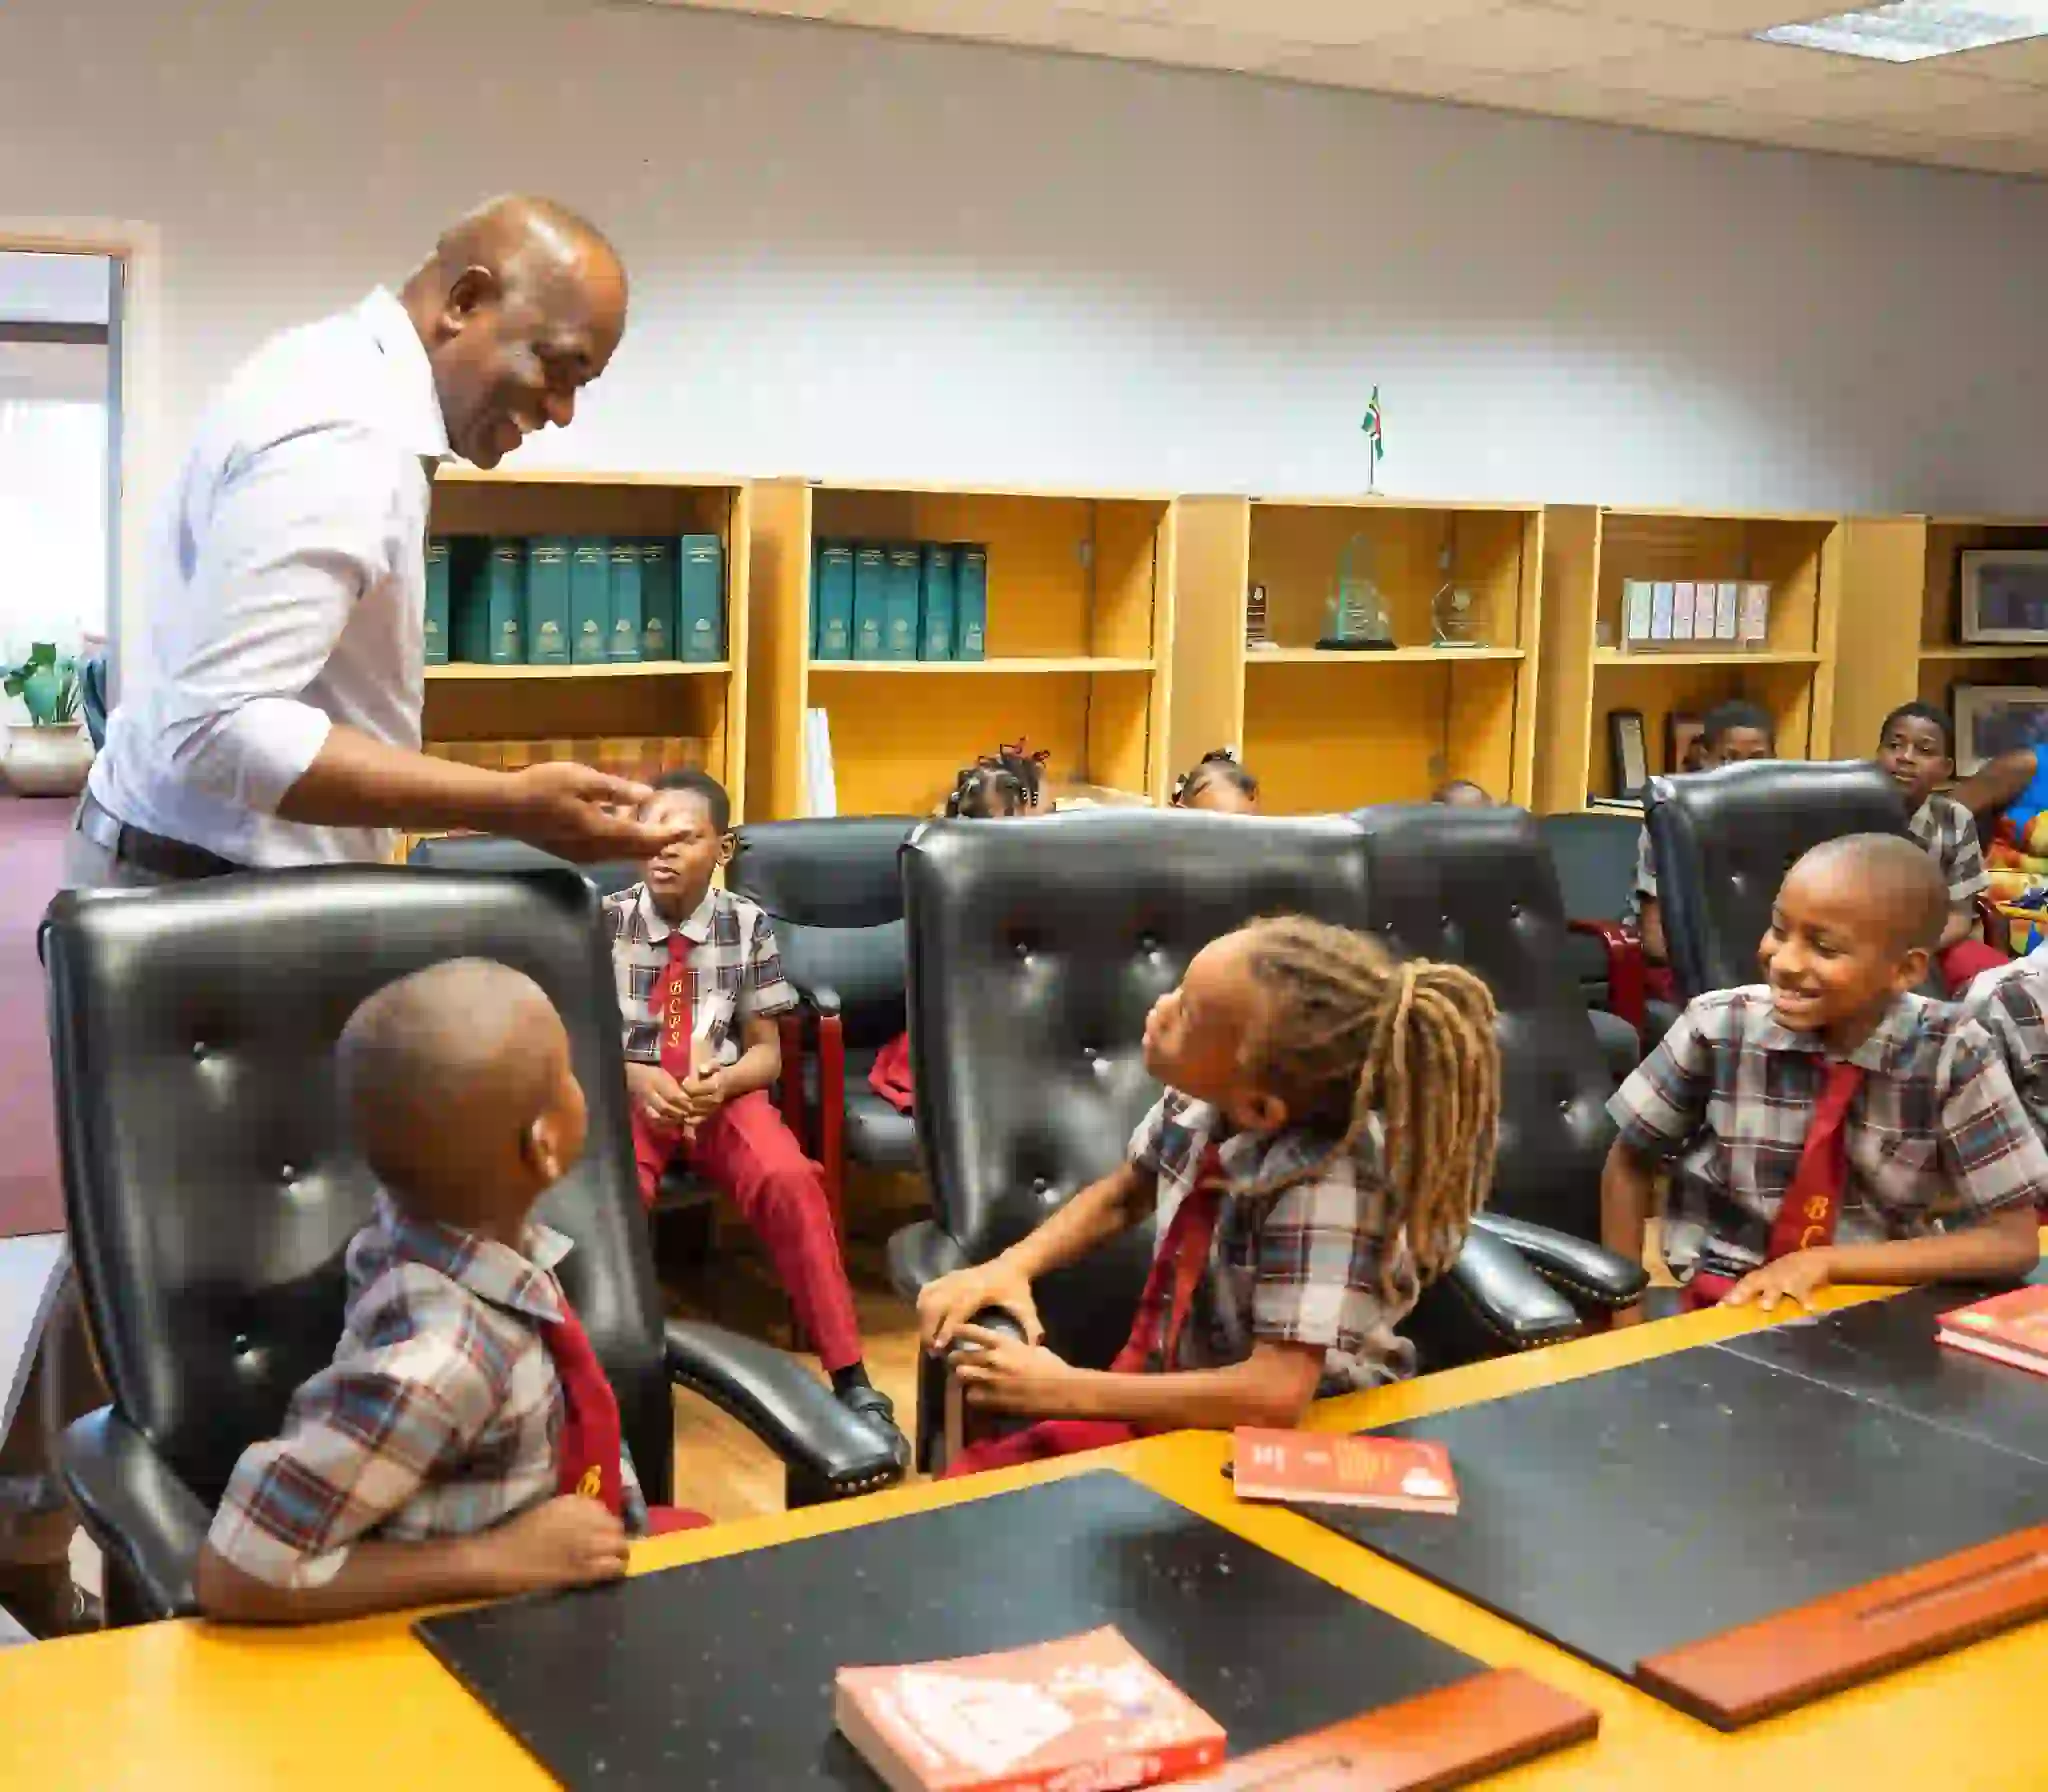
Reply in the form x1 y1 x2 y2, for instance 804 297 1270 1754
1608 708 1648 800
1961 551 2048 645
1952 684 2048 776
1667 712 1706 775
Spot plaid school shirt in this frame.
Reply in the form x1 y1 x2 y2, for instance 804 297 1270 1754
1906 792 1990 909
206 1195 647 1589
1128 1089 1422 1391
1608 985 2048 1282
602 883 798 1068
1963 954 2048 1136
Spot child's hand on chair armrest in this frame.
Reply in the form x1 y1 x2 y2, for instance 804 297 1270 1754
918 1255 1045 1353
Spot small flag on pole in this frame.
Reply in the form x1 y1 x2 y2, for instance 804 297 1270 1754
1361 387 1384 464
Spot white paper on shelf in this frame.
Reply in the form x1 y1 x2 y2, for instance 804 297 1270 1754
803 707 838 818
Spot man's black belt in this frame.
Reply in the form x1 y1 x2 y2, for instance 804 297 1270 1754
77 791 243 881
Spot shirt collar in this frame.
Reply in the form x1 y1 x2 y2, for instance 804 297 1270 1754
357 288 450 462
373 1190 568 1322
635 882 716 945
1754 990 1922 1070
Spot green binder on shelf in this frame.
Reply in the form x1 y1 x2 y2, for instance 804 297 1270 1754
954 543 988 661
423 538 450 666
524 536 572 664
678 533 725 663
852 544 888 660
454 538 524 665
813 541 854 660
608 540 644 662
640 538 677 661
570 537 610 664
918 543 956 662
883 544 921 661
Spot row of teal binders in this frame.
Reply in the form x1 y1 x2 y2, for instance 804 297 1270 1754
425 535 726 666
813 541 988 662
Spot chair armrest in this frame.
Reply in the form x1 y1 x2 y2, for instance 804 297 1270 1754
57 1406 209 1622
1976 893 2016 960
774 1011 808 1144
947 1307 1026 1353
1436 1227 1584 1353
804 984 845 1020
662 1320 901 1502
1472 1210 1649 1311
886 1218 968 1301
1567 918 1646 1035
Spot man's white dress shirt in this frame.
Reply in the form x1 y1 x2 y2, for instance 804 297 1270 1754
88 289 448 867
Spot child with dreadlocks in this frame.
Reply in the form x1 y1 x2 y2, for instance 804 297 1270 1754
918 916 1501 1475
1172 748 1260 815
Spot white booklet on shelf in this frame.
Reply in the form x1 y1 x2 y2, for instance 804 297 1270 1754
803 707 838 818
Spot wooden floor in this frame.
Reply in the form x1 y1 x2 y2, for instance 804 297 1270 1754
661 1200 927 1523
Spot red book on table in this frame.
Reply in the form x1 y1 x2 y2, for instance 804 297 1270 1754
834 1625 1227 1792
1937 1285 2048 1377
1232 1429 1459 1516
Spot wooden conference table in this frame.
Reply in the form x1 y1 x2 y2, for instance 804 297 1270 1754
1 1286 2041 1791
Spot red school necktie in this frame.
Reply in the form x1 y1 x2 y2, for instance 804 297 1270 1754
539 1299 625 1518
1111 1145 1228 1374
1764 1058 1868 1262
653 932 695 1083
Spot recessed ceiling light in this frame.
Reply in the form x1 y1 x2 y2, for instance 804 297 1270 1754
1758 2 2048 61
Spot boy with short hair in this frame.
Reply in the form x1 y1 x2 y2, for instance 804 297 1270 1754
1877 699 2002 994
1603 834 2043 1320
197 959 691 1624
1629 699 1776 980
602 770 904 1455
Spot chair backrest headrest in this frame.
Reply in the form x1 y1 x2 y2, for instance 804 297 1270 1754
41 868 672 1506
1648 759 1909 1000
729 818 920 1043
1350 804 1613 1240
406 833 642 902
1533 811 1644 925
900 810 1373 1260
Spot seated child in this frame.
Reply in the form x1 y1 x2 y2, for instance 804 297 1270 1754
944 759 1031 819
603 770 905 1454
1171 749 1259 815
1431 779 1491 808
1877 700 2001 995
1630 699 1776 992
1602 834 2044 1320
916 915 1501 1475
197 959 699 1624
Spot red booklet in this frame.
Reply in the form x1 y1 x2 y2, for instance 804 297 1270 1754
1937 1285 2048 1377
834 1626 1227 1792
1232 1429 1458 1516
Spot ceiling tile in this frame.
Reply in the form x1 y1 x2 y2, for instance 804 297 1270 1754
1588 34 1866 101
1365 2 1696 76
1550 0 1813 32
1451 67 1681 120
1943 38 2048 87
1073 0 1499 48
1644 103 1943 158
826 0 1070 37
1896 86 2048 141
1267 45 1484 98
1033 12 1314 72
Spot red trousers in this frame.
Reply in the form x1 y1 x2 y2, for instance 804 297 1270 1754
632 1089 864 1373
1939 939 2007 996
941 1419 1143 1480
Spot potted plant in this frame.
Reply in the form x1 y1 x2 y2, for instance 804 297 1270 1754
4 642 94 798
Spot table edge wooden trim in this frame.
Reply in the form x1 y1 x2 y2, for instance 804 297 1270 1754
1635 1522 2048 1730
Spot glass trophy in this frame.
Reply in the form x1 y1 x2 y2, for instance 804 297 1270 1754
1431 580 1485 648
1317 534 1397 651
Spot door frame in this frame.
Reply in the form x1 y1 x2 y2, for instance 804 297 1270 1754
0 219 162 700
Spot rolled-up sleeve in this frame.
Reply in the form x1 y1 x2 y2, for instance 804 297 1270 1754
154 424 400 814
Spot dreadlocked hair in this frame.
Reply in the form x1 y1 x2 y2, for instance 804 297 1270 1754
1238 916 1500 1296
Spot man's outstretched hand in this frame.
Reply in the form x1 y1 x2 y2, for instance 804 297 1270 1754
504 762 687 862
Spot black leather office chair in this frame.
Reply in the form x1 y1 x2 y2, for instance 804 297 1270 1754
79 653 108 752
1534 811 1650 1068
729 818 922 1227
1646 760 1910 1001
1350 804 1648 1313
43 869 901 1625
887 810 1593 1472
405 831 642 902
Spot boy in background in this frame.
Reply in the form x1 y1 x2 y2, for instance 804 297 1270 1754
1877 700 2002 994
602 770 905 1459
1629 699 1776 988
1603 834 2043 1319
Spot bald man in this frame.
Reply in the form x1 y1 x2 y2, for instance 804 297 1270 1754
71 196 680 885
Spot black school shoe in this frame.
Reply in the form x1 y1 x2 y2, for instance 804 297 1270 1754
837 1383 911 1470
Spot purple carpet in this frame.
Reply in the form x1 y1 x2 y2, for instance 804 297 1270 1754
0 799 68 1237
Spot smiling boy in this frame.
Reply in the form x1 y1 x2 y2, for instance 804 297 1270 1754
1877 701 2002 993
1601 833 2042 1320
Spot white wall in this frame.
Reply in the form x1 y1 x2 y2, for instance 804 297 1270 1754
3 0 2045 557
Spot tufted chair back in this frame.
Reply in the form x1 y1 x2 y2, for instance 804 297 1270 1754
41 869 676 1509
900 809 1374 1370
729 817 918 1056
1351 804 1615 1242
1647 760 1909 1001
406 833 643 902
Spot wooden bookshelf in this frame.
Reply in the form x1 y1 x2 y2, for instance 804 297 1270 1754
1832 515 2048 762
1535 507 1843 813
1169 497 1543 812
424 469 750 814
745 480 1175 819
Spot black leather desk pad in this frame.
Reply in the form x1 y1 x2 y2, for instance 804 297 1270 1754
1714 1286 2048 1468
1291 1316 2048 1691
415 1469 1485 1791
